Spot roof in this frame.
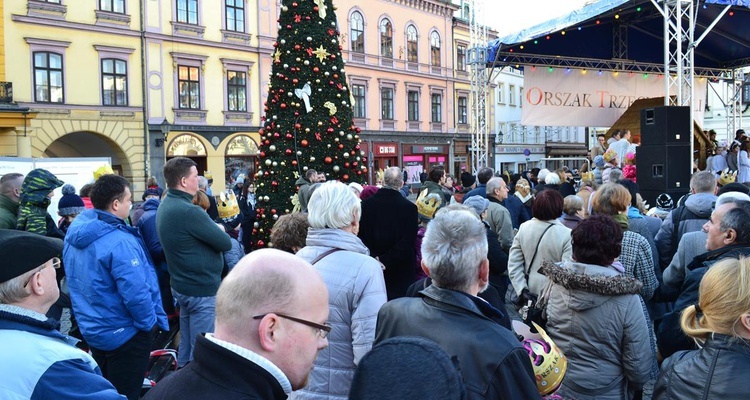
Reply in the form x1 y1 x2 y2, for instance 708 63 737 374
486 0 750 75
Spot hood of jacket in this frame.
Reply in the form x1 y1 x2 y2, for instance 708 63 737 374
305 228 370 254
19 169 64 207
65 209 126 249
295 176 311 186
684 192 717 217
142 198 160 212
540 260 643 311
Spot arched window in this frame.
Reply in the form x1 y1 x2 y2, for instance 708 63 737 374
167 133 207 156
225 135 259 187
430 31 441 67
350 11 364 53
380 19 393 58
406 25 418 63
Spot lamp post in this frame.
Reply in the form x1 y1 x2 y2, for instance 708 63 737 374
157 118 171 148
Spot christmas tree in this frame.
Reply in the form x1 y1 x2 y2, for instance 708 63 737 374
253 0 367 248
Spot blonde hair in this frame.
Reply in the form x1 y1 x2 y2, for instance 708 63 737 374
592 183 631 215
681 256 750 340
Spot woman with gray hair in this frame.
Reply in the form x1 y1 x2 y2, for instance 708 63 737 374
293 181 387 400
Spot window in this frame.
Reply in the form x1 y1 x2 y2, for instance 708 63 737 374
350 11 364 53
431 94 441 123
457 45 466 71
458 96 468 124
406 25 418 63
178 65 200 109
101 59 127 106
33 52 64 103
177 0 198 24
380 19 393 58
225 0 244 32
407 90 419 121
430 31 441 67
381 88 394 120
227 70 247 112
497 83 504 104
100 0 125 13
352 84 366 118
519 87 524 108
509 84 516 105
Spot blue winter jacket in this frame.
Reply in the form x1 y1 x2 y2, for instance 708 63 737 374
501 194 531 230
63 209 168 351
137 198 165 264
0 305 124 399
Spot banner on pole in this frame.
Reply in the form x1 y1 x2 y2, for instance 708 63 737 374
522 68 707 127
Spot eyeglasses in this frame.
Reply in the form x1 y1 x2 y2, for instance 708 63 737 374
253 312 332 339
23 257 61 288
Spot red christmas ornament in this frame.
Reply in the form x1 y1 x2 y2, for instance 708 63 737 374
333 74 339 79
342 174 349 181
344 162 350 168
328 29 335 36
259 151 266 158
294 44 301 50
272 181 279 187
313 67 320 73
273 132 280 138
264 140 270 145
286 133 293 139
280 103 287 109
338 144 344 149
271 209 277 214
355 127 362 133
294 112 300 117
292 160 298 166
327 127 334 133
257 240 265 247
295 123 302 129
285 149 292 155
286 25 292 29
301 139 309 147
292 2 298 6
292 78 299 84
324 157 333 164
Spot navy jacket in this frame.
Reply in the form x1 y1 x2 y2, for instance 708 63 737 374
501 195 530 230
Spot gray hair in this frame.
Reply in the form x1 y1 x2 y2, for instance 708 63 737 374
609 169 623 182
690 170 717 193
485 177 504 197
0 267 39 304
563 195 583 215
0 173 23 197
719 200 750 245
198 176 208 190
716 192 750 208
307 181 361 230
383 166 403 189
422 205 488 293
544 172 561 185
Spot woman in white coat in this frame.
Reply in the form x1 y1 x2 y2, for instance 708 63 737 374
738 141 750 184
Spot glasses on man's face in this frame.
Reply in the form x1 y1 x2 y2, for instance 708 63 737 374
253 312 331 339
23 257 61 288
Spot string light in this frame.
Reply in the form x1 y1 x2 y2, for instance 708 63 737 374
615 14 620 19
534 40 538 44
561 31 566 35
613 71 619 76
581 69 587 74
637 6 642 11
729 11 734 16
546 35 550 40
520 45 524 49
531 66 536 71
566 68 571 73
596 20 600 24
598 70 603 75
548 67 554 72
643 73 649 78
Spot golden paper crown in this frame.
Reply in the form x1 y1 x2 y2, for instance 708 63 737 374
416 189 441 220
523 322 568 395
603 149 618 163
581 171 594 182
719 168 737 186
93 165 114 181
204 170 213 180
217 190 240 221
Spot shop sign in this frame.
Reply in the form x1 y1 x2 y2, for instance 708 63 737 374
411 145 445 154
374 144 397 155
495 145 544 154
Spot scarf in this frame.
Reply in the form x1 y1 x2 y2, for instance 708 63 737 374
515 191 532 204
612 213 629 231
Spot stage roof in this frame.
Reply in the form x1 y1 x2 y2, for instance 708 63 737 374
486 0 750 76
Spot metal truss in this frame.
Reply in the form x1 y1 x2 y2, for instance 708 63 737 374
468 0 489 174
727 70 744 139
613 22 628 60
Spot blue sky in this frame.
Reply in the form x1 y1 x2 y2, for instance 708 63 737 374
484 0 588 36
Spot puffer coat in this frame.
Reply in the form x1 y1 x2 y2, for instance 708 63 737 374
292 228 387 400
541 261 652 400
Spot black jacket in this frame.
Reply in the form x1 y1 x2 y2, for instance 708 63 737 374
657 245 750 358
653 334 750 400
143 335 288 400
358 188 418 300
375 285 541 400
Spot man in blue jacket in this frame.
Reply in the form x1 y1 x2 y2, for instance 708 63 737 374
64 174 167 400
0 230 123 399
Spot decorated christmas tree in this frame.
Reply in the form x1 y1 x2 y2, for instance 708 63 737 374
253 0 366 248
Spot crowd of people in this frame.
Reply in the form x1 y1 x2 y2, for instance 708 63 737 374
1 148 750 399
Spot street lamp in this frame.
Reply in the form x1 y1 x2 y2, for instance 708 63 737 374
157 118 171 148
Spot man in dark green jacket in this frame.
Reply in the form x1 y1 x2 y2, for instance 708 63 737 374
156 157 232 367
0 173 23 229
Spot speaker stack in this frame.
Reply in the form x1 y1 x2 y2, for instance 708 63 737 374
636 106 692 207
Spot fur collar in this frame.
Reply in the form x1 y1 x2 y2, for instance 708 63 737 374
540 261 642 296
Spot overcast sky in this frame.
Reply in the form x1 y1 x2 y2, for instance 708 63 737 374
483 0 589 37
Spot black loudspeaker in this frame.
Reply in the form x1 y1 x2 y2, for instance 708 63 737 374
640 106 691 146
636 144 691 207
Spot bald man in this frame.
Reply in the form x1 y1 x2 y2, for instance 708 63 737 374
144 249 330 400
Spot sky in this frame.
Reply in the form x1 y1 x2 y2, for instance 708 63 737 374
483 0 589 37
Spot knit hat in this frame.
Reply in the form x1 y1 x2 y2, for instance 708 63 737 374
142 187 162 201
0 230 63 283
57 184 85 217
416 189 441 221
593 155 605 168
349 336 466 400
460 171 476 188
463 196 489 217
603 149 618 163
656 193 674 211
217 190 242 229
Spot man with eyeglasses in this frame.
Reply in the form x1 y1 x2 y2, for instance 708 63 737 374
0 230 123 399
144 249 330 400
64 174 167 400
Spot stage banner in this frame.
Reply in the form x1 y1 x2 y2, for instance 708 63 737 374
522 68 707 127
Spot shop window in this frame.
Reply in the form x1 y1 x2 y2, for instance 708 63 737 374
225 135 259 189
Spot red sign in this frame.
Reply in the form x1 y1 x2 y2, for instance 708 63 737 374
374 143 398 156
